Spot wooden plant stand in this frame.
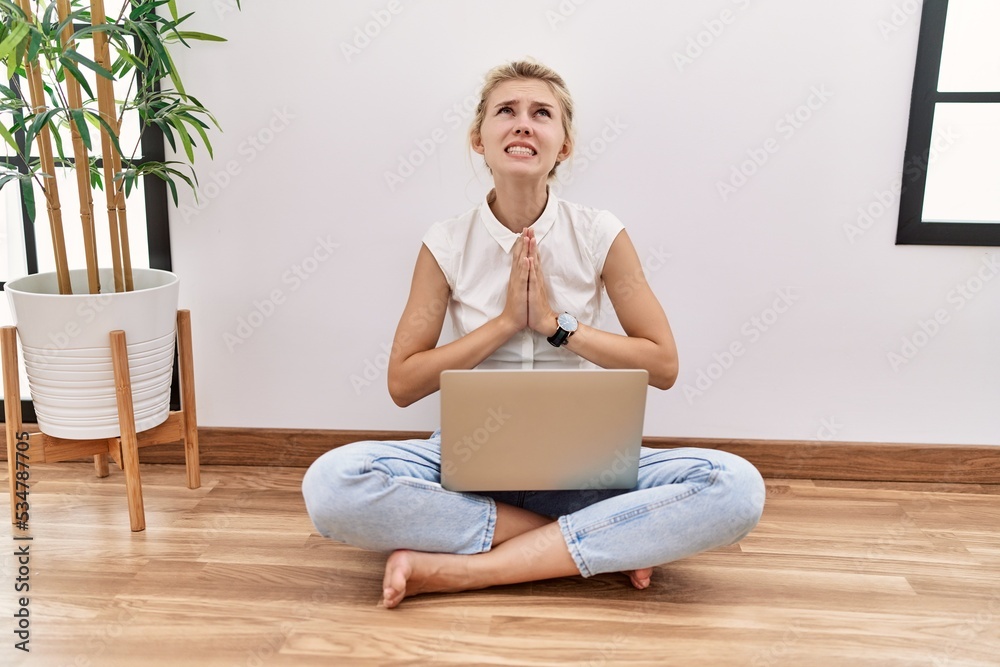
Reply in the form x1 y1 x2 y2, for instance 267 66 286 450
2 310 200 532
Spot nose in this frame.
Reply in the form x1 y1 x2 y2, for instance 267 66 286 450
514 118 532 135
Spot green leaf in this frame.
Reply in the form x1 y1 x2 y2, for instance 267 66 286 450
70 108 91 151
134 21 172 76
156 119 177 152
0 1 27 20
0 22 29 80
171 117 194 161
50 120 66 162
40 2 57 34
182 114 213 159
52 11 83 42
80 109 125 157
58 56 96 99
165 175 177 205
167 0 179 21
24 109 60 153
130 1 173 22
0 123 17 154
0 172 25 192
62 49 114 81
114 50 146 77
164 31 226 44
161 38 185 96
0 21 29 60
26 23 42 63
90 161 103 190
20 177 34 223
70 23 125 41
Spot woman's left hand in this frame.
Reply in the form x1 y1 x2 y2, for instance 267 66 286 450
524 227 557 335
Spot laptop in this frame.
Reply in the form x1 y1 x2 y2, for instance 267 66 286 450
439 369 648 492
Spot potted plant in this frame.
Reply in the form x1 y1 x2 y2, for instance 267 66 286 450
0 0 236 438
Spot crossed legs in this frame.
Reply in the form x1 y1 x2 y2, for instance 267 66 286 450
381 502 652 609
302 439 764 610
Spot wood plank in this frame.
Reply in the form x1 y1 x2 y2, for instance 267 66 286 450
32 435 114 463
135 412 185 448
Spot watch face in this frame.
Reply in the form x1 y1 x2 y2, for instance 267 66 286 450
557 312 578 332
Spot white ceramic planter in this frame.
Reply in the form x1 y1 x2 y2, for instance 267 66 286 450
4 268 180 439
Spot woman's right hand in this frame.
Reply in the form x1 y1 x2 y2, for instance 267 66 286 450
500 233 529 332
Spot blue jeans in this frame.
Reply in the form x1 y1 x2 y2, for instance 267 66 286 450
301 431 765 577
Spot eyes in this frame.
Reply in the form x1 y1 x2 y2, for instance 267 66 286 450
497 106 552 118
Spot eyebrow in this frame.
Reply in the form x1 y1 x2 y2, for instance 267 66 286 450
493 99 555 110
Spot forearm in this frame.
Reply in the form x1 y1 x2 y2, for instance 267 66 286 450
388 315 522 407
560 322 678 390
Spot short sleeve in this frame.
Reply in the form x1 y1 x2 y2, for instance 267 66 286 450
590 211 626 276
421 221 455 291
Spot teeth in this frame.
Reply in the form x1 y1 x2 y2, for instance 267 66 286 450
506 146 535 156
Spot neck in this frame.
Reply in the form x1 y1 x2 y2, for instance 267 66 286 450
488 178 550 233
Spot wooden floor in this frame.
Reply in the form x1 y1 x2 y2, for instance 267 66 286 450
2 463 999 666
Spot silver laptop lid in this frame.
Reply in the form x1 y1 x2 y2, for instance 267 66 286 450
440 369 648 492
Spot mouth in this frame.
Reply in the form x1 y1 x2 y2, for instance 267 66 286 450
505 144 537 157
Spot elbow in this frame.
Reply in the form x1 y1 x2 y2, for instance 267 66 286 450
388 366 428 408
387 376 416 408
652 355 679 391
390 391 413 408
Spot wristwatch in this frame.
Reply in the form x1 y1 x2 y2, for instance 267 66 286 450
547 312 578 347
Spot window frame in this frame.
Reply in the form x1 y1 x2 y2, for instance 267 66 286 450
896 0 1000 246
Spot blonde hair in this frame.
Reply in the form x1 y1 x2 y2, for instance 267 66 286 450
469 60 575 179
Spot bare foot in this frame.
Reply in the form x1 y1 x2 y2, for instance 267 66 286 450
381 549 473 609
624 567 653 589
382 550 416 609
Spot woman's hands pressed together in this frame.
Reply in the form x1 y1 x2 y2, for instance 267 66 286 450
501 227 557 336
525 228 558 335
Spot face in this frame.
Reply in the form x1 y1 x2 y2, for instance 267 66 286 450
472 78 572 182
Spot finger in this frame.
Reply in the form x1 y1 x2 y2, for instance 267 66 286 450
510 239 526 278
517 256 530 285
529 242 542 278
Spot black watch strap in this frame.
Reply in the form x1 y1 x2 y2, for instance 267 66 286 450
547 328 571 347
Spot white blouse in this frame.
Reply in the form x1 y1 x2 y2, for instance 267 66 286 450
421 190 625 369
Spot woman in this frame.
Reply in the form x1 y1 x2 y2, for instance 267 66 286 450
303 60 765 609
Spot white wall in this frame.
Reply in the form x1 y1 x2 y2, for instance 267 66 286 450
167 0 999 446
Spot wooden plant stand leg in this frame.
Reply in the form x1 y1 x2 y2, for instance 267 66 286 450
2 326 24 525
177 310 200 489
110 330 145 532
94 453 110 478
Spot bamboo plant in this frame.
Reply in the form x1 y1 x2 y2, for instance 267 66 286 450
0 0 236 295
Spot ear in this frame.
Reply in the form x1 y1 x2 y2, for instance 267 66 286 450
471 130 486 156
557 136 573 163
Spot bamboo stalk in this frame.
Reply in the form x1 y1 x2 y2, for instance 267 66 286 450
104 1 134 293
90 0 125 292
112 154 133 291
17 0 72 295
57 0 100 295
